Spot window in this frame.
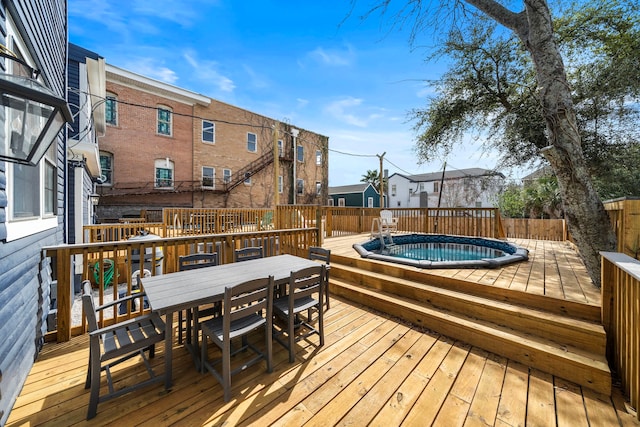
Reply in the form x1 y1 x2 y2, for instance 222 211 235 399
247 132 257 152
105 93 117 125
202 167 215 188
157 107 172 136
368 197 374 208
316 150 322 165
328 198 334 206
202 120 215 143
4 24 58 240
316 181 322 195
419 183 425 192
433 182 439 193
296 178 304 195
244 172 252 185
476 201 483 208
155 159 174 188
99 152 113 185
277 139 283 157
391 184 396 196
278 175 283 193
297 145 304 162
223 169 232 184
338 198 345 207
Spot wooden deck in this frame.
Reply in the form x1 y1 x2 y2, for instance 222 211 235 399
7 237 639 426
7 296 638 427
323 234 601 306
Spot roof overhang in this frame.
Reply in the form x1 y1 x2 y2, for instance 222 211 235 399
69 139 101 177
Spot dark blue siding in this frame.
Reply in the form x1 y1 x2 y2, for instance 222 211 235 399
0 1 68 424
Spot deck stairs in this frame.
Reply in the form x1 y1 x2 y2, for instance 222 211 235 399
327 253 612 395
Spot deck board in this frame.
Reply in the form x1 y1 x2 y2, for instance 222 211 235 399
8 236 639 426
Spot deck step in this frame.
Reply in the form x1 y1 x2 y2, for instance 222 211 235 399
328 272 611 396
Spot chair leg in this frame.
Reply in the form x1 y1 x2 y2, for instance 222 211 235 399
87 342 101 419
325 270 330 310
288 312 296 363
222 339 231 402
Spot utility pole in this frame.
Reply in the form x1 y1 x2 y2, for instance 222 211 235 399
377 152 385 208
273 122 280 207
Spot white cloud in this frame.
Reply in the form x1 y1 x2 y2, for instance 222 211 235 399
307 45 354 67
184 51 235 93
122 57 179 84
324 97 390 128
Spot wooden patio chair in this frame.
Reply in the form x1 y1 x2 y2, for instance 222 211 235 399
82 281 165 420
273 265 326 363
200 276 274 402
177 253 219 344
234 246 264 262
308 246 331 310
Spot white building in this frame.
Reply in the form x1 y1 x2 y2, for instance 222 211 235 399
388 168 505 209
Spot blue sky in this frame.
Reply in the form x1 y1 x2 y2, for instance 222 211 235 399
68 0 511 186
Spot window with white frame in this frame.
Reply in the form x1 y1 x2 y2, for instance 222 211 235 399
338 198 345 207
297 145 304 162
244 173 251 185
368 197 374 208
316 181 322 195
296 178 304 195
105 93 117 125
202 166 215 188
278 175 283 193
202 120 215 143
99 152 113 185
391 184 396 196
223 169 232 184
4 21 61 241
155 159 174 188
316 150 322 165
157 106 172 136
433 182 439 193
328 198 334 206
277 139 283 157
247 132 257 152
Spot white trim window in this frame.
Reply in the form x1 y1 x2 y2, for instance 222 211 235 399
316 181 322 195
202 120 215 143
328 198 334 206
105 92 117 125
278 175 283 193
247 132 257 152
157 106 172 136
316 150 322 165
223 168 232 184
367 197 374 208
297 145 304 162
155 158 174 188
202 166 215 188
4 20 58 241
338 198 346 207
277 139 283 157
99 151 113 185
296 178 304 195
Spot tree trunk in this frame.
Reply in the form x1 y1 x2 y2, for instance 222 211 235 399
465 0 617 286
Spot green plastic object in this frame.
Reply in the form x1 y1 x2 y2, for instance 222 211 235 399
94 259 115 289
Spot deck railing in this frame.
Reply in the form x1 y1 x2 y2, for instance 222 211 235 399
601 252 640 419
501 218 567 241
324 207 504 239
44 228 319 342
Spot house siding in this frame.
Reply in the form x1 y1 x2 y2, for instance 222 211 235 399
0 1 68 424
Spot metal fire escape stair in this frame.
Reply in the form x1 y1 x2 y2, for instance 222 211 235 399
224 150 275 193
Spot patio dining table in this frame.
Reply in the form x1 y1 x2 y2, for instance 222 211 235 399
141 253 320 389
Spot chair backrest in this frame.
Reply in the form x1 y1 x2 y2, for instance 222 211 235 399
223 276 274 334
179 252 218 271
81 281 99 333
380 209 393 220
308 246 330 264
234 246 264 262
288 265 325 308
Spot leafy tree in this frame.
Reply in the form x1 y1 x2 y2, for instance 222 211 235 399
359 0 638 285
361 169 387 192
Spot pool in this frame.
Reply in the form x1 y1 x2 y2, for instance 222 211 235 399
353 234 529 269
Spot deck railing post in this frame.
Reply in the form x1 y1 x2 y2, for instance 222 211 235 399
54 247 72 342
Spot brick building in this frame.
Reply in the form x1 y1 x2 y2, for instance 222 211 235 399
96 63 329 220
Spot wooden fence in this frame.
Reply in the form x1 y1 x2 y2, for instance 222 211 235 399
604 197 640 259
324 207 504 239
601 252 640 419
44 227 318 342
501 218 567 241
